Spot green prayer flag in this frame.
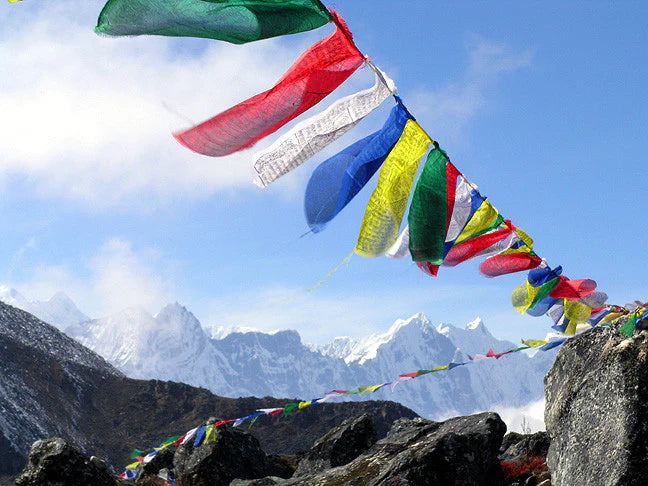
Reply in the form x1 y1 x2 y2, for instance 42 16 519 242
160 435 181 447
130 448 145 459
95 0 332 44
619 315 637 337
408 147 449 264
283 403 299 416
528 277 560 310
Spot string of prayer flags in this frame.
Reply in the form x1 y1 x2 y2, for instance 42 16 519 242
119 330 572 480
95 0 332 44
174 12 364 156
305 102 410 232
355 119 432 257
254 66 395 187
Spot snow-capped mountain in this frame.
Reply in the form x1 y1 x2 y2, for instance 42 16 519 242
211 329 352 399
62 297 556 421
67 303 236 395
0 286 88 331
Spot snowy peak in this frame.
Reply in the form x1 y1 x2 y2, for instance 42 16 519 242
208 325 263 340
66 301 235 394
343 312 440 365
0 286 31 310
437 317 514 355
0 286 88 330
155 302 203 334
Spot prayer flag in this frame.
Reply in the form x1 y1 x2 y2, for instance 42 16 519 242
408 145 453 264
254 66 395 187
95 0 332 44
193 426 207 447
619 315 636 337
305 102 410 232
181 427 199 446
480 251 542 277
131 448 145 459
204 426 218 444
443 221 514 267
549 276 597 300
355 119 431 257
174 12 364 156
387 226 410 258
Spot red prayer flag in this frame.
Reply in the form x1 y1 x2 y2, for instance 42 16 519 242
399 372 419 379
174 11 364 156
480 252 542 278
442 222 513 267
548 276 597 300
444 163 461 235
416 261 440 277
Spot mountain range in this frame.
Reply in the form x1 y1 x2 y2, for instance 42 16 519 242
0 287 557 422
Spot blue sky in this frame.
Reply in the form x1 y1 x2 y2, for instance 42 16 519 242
1 1 646 344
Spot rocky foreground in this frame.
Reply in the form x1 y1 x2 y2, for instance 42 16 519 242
13 413 551 486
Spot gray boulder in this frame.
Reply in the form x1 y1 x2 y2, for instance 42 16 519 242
545 324 648 485
173 425 292 486
235 412 506 486
294 414 377 476
14 438 115 486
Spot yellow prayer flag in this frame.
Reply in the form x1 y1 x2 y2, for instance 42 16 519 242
355 120 431 257
511 282 540 314
358 383 385 393
454 200 500 246
599 311 624 326
564 299 592 330
204 426 218 444
522 339 549 348
126 461 141 470
432 365 449 372
298 401 312 409
515 228 534 249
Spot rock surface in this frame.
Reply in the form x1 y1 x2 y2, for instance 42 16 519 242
545 324 648 485
173 424 288 486
293 414 377 476
235 412 507 486
14 438 114 486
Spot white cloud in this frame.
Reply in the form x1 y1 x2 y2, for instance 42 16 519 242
0 2 326 208
202 280 498 344
492 398 546 433
409 37 532 143
8 237 179 318
88 238 178 315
